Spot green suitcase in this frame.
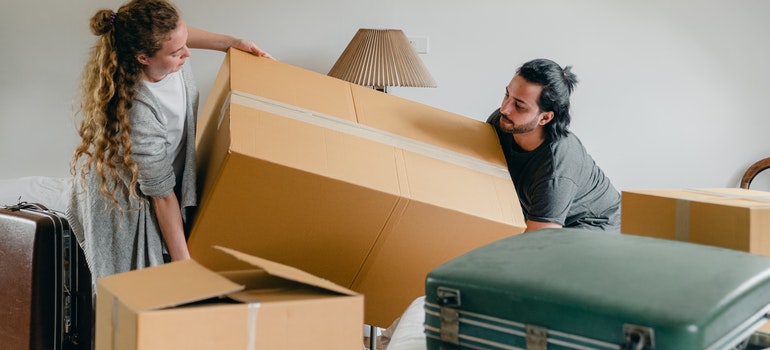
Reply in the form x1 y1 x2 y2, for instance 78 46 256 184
425 228 770 349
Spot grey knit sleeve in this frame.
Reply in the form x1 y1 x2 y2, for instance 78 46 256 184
129 100 175 199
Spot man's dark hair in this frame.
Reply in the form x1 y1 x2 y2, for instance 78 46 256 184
517 58 578 140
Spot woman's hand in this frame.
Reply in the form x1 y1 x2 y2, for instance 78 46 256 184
187 25 275 60
232 38 274 59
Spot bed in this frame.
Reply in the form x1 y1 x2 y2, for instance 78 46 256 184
0 176 72 213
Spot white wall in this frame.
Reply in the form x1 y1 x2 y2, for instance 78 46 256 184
2 0 770 192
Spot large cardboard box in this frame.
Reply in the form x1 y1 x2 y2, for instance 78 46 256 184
96 246 362 350
190 49 526 326
621 188 770 255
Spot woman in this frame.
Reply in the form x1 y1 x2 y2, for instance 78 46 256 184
68 0 272 280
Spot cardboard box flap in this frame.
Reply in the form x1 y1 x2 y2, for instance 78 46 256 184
229 49 357 122
214 246 357 296
627 188 770 207
624 189 718 200
695 188 770 205
98 259 244 311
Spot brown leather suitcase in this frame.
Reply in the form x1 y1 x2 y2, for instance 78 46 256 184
0 202 92 350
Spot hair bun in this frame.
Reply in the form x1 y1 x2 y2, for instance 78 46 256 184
90 9 115 36
561 65 578 93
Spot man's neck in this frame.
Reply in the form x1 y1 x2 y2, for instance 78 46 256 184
513 131 546 152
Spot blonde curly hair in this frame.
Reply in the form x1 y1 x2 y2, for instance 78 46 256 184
72 0 179 205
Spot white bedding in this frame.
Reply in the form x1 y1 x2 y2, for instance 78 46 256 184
384 296 426 350
0 176 72 213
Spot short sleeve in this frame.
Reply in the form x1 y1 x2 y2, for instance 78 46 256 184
526 176 578 225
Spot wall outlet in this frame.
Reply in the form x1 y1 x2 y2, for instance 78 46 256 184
407 36 429 54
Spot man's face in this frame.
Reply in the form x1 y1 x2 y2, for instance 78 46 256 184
138 19 190 82
498 75 546 134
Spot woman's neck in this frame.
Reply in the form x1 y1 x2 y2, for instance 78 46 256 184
141 70 167 83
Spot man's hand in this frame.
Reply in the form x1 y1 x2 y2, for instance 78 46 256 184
525 219 562 232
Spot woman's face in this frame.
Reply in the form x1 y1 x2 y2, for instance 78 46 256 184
138 19 190 82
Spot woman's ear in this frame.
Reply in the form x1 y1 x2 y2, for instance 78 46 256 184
136 54 149 66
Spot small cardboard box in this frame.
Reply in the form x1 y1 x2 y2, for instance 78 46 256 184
190 49 526 326
95 246 363 350
621 188 770 255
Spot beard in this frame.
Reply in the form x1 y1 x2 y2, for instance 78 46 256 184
499 114 539 135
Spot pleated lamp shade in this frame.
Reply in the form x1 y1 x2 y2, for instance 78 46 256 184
328 28 437 92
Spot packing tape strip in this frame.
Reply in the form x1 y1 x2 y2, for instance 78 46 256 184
218 90 511 180
246 303 261 350
112 296 120 350
674 188 770 242
675 199 690 242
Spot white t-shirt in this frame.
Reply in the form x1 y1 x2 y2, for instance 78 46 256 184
143 71 187 187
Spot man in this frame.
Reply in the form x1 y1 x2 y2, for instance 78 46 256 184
487 58 620 232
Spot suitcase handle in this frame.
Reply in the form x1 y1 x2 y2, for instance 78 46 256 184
3 201 50 212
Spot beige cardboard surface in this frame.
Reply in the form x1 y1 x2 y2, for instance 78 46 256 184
218 246 357 296
190 49 525 326
95 247 362 350
127 298 361 350
350 83 506 166
193 104 399 287
622 188 770 256
227 48 357 122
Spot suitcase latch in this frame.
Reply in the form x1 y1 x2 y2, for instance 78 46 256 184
437 287 461 307
526 325 548 350
437 287 461 345
623 324 655 350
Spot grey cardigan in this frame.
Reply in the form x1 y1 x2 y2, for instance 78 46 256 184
68 62 199 281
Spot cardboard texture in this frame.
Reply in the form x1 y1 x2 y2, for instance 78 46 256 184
95 246 363 350
621 188 770 255
190 49 526 326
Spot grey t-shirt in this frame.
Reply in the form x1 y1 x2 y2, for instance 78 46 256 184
487 109 621 231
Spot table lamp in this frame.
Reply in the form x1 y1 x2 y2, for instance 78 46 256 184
328 28 437 93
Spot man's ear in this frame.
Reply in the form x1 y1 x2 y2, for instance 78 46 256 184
539 111 555 126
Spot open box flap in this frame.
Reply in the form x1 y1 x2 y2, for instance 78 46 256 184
99 259 244 312
628 188 770 207
694 188 770 206
214 246 357 296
